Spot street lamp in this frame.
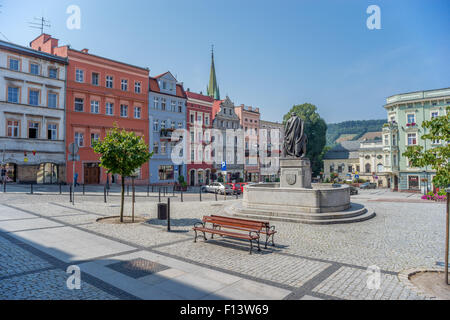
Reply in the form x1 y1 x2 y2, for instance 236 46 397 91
422 170 427 195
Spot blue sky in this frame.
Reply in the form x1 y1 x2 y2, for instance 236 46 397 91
1 0 449 123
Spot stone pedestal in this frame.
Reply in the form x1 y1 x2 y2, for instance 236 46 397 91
280 158 312 189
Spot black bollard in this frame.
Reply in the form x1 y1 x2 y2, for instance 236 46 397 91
59 183 62 194
147 184 150 197
199 188 202 202
181 190 183 202
104 185 107 203
3 179 6 193
215 191 217 201
30 183 33 194
167 197 171 232
127 184 129 196
69 184 72 203
159 188 161 202
83 184 85 195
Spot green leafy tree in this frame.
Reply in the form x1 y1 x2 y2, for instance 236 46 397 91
93 126 152 222
403 106 449 188
283 103 327 175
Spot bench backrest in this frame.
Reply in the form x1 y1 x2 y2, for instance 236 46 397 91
211 215 270 228
203 216 264 232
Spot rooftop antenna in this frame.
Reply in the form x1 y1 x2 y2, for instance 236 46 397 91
28 16 51 34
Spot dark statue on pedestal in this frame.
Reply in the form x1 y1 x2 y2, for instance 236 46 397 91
283 113 308 158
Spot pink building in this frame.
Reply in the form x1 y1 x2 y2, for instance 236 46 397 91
235 105 260 182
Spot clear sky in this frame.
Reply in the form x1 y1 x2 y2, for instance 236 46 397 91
0 0 449 123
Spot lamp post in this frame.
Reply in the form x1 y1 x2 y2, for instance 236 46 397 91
445 187 449 285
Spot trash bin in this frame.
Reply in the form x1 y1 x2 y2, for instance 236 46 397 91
157 203 168 220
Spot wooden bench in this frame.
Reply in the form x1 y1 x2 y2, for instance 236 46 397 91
193 216 265 254
211 215 277 249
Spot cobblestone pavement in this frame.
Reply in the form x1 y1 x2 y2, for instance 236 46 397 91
0 189 445 300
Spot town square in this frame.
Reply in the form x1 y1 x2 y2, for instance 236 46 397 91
0 0 449 307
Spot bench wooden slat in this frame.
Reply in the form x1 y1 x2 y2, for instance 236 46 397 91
193 227 258 240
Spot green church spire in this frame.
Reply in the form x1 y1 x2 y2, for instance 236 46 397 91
207 45 220 100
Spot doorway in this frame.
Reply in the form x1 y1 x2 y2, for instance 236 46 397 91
84 163 100 184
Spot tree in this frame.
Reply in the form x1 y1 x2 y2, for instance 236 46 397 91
283 103 327 175
403 106 449 188
93 126 152 222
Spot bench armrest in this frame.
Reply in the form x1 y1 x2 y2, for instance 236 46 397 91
249 230 260 239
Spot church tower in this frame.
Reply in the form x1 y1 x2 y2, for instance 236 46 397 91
207 46 220 100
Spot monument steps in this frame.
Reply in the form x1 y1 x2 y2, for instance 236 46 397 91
225 203 376 225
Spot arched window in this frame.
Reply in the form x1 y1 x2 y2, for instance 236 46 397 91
365 163 371 173
377 164 384 172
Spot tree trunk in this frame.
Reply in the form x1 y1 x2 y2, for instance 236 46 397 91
120 176 125 223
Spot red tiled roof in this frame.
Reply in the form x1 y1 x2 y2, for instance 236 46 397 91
154 72 169 79
212 99 224 119
149 77 186 99
186 91 214 103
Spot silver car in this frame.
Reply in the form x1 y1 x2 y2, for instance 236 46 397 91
205 182 233 195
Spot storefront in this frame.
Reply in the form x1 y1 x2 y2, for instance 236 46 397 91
37 163 59 184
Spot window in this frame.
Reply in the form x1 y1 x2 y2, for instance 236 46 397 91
92 73 99 86
338 165 343 173
91 100 99 114
120 105 128 117
74 98 84 112
134 81 141 93
48 124 57 140
158 165 174 180
28 122 39 139
407 114 415 124
153 142 159 154
49 68 58 79
75 132 84 147
171 121 176 129
91 133 99 147
29 90 39 106
393 155 397 166
190 114 194 123
377 164 384 172
178 102 183 113
106 76 113 88
121 79 128 91
134 107 141 119
153 120 159 131
162 81 167 90
76 69 84 82
161 120 166 129
171 101 176 112
348 166 353 173
106 102 114 115
384 135 389 146
161 98 166 111
153 97 159 109
7 87 19 103
30 63 39 75
178 122 183 129
205 116 209 125
365 163 371 174
161 142 167 154
431 111 439 119
7 120 19 137
48 93 57 108
356 165 360 172
407 133 417 145
9 58 19 71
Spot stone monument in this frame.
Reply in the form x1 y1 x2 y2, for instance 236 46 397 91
225 113 374 224
280 113 311 189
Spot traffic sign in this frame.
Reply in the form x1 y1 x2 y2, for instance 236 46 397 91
354 174 360 179
68 143 79 156
68 154 80 161
221 161 227 171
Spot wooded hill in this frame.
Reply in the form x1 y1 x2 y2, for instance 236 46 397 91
326 119 387 146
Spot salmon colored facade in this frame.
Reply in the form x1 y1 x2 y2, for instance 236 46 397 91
185 91 214 186
30 34 150 185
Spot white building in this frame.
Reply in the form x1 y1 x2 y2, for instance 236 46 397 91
0 40 68 184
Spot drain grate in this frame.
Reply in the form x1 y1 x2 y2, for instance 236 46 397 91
107 258 169 279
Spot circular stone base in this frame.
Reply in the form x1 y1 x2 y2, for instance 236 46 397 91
225 202 375 225
398 268 450 300
96 216 147 224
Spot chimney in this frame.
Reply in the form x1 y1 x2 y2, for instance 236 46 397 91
255 107 260 113
248 106 252 111
81 48 89 53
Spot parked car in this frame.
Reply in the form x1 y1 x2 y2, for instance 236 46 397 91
360 182 377 189
235 182 248 193
226 183 241 194
204 182 234 195
349 186 358 195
